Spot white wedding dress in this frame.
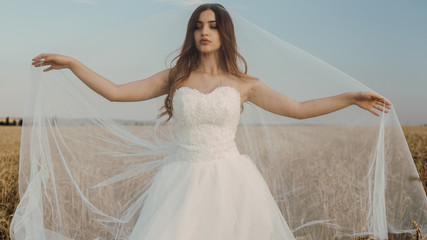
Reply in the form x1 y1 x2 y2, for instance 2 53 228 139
128 86 296 240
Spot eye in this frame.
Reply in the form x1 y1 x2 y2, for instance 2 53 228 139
194 23 202 30
210 24 218 29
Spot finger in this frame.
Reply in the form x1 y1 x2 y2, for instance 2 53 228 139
375 101 385 107
43 56 53 62
373 104 383 111
33 62 43 67
374 95 392 107
32 53 49 61
369 108 380 117
371 93 383 101
32 59 46 66
32 54 44 61
43 66 53 72
376 100 392 109
33 61 48 67
373 101 389 111
32 53 54 62
373 105 389 113
32 60 45 66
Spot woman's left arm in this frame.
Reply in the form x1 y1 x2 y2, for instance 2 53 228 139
247 80 392 119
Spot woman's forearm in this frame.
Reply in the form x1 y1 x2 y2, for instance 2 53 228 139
296 92 356 119
33 53 170 102
68 58 118 101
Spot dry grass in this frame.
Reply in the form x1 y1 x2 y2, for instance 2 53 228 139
0 126 426 240
0 127 21 240
402 126 427 196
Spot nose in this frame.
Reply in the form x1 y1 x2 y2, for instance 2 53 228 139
201 25 209 36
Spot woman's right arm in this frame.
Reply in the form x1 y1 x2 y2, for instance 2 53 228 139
32 53 169 102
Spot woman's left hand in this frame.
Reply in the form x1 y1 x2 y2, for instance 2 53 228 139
353 92 392 117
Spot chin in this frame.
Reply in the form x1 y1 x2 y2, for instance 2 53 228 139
196 46 220 54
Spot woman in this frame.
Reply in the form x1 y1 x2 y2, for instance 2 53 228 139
25 3 393 240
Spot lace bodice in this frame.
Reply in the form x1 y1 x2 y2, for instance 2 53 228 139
172 86 241 162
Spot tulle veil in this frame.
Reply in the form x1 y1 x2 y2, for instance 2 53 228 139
11 4 426 240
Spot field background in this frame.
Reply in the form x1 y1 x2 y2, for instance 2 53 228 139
0 126 426 240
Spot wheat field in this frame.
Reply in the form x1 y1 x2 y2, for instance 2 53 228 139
0 127 20 240
0 126 426 240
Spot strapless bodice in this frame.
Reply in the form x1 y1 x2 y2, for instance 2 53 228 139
172 86 241 162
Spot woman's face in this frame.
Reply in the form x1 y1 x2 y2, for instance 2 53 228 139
193 9 221 54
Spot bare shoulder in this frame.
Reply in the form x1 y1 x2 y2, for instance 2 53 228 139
240 74 261 87
229 74 260 102
238 75 276 103
241 74 259 82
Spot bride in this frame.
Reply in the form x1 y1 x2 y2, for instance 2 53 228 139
17 3 401 240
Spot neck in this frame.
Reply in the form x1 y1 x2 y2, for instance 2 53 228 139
197 51 221 75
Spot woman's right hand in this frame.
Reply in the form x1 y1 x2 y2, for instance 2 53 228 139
32 53 74 72
31 53 170 102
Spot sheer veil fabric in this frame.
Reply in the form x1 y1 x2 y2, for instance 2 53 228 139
11 4 426 240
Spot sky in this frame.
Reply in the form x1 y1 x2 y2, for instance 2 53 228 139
1 0 426 125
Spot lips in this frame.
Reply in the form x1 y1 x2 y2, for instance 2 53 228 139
200 38 211 45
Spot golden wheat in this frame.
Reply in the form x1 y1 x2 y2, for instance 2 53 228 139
402 126 427 194
0 126 21 240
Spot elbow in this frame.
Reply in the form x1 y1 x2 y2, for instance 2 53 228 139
106 93 120 102
106 96 117 102
293 114 306 120
290 102 306 120
104 92 116 102
105 86 120 102
280 110 304 120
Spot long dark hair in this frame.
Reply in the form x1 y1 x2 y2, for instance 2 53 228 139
158 3 248 121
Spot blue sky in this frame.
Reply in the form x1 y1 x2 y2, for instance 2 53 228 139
1 0 426 125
